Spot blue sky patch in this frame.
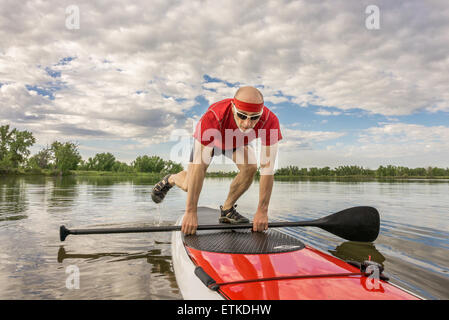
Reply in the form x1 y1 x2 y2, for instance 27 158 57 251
203 74 240 88
45 67 61 78
26 85 55 100
202 85 217 92
396 110 449 127
25 81 66 100
56 57 76 66
183 95 210 118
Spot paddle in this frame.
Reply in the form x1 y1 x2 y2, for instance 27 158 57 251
59 206 380 242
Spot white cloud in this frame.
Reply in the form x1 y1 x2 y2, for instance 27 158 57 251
1 0 448 166
357 123 449 156
279 127 346 149
315 109 342 116
277 123 449 168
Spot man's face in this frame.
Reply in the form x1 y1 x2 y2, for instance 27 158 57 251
232 103 263 133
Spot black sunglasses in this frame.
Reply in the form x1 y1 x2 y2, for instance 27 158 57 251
233 104 263 121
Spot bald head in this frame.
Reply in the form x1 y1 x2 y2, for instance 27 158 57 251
234 86 264 104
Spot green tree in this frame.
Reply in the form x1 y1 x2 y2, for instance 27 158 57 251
320 166 331 176
112 161 134 173
163 160 183 174
133 155 166 173
87 152 116 171
27 147 52 169
0 125 36 168
84 157 96 170
9 130 36 167
0 126 13 169
410 167 426 176
0 125 13 163
51 141 82 174
309 167 320 176
77 159 88 170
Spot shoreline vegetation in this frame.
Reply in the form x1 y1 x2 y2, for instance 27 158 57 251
1 124 448 181
2 167 449 181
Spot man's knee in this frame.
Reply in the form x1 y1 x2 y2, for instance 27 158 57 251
181 163 208 192
240 164 258 177
179 181 188 192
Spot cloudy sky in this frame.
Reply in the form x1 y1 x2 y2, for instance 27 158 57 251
1 0 448 170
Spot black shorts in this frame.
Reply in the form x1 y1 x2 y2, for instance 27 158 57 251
189 144 247 163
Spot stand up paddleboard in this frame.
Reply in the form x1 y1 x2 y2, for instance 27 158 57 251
171 207 422 300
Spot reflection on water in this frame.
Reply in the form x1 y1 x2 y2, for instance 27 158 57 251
0 175 182 299
0 176 448 299
0 177 28 222
76 175 160 186
57 246 174 272
56 246 179 297
48 176 79 211
329 241 386 266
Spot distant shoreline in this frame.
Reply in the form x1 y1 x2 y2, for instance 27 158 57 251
0 169 162 178
271 175 449 181
1 169 448 181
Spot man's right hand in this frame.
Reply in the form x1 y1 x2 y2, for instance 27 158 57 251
181 211 198 235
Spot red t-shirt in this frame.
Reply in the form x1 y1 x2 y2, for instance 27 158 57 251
193 98 282 150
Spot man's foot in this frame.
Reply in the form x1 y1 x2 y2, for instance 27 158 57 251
151 174 173 203
219 204 250 224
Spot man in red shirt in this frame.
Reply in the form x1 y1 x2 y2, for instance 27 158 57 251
151 86 282 235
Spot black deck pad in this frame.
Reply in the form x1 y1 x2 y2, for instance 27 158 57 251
182 207 305 254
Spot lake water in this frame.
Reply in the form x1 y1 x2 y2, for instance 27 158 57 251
0 175 448 300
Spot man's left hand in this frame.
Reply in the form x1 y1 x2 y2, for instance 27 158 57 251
252 210 268 232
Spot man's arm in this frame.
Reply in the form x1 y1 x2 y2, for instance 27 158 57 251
181 140 212 235
253 143 278 232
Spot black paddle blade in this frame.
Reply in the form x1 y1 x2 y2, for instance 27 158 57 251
313 206 380 242
60 225 70 242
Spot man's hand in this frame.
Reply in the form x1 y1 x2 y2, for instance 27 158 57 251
252 210 268 232
181 211 198 235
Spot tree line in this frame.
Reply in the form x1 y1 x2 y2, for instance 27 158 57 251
0 124 183 175
274 165 449 178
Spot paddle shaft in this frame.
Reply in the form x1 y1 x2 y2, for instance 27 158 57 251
60 221 317 240
60 206 380 242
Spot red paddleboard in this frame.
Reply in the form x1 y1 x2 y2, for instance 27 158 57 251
171 207 422 300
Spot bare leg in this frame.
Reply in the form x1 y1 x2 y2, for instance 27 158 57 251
222 145 257 210
169 141 212 192
169 167 190 191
